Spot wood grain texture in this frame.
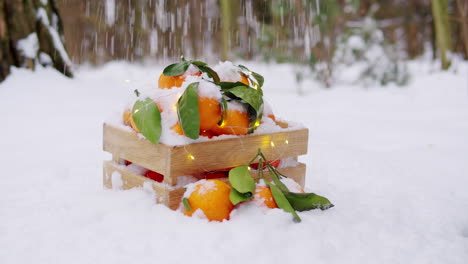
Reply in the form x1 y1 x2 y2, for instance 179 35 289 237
169 129 308 176
103 160 306 210
103 123 309 186
103 124 176 185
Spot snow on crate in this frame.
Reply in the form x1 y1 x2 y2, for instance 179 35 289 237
104 58 332 223
111 171 123 189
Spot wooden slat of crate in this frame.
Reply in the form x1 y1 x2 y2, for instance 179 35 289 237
168 129 308 177
103 123 308 185
103 124 174 183
103 160 306 210
103 160 171 205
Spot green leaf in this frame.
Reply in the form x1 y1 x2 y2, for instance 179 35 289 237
163 61 191 76
228 166 256 194
198 65 220 82
177 82 200 139
218 82 247 90
267 169 290 194
237 64 248 71
259 151 290 193
265 179 301 223
218 97 229 126
251 72 264 88
227 86 263 113
229 188 253 205
183 197 192 211
238 64 265 87
132 98 162 144
247 105 263 133
284 192 334 211
190 60 207 67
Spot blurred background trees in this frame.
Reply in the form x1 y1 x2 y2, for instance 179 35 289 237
3 0 467 86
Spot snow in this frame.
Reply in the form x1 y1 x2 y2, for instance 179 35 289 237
193 79 222 100
213 61 243 82
281 177 303 193
277 157 300 169
36 8 50 25
126 163 148 175
111 171 123 189
1 61 468 263
39 52 53 65
225 100 247 113
16 33 39 59
36 8 72 66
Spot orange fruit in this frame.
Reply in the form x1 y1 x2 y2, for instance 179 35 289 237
158 73 185 89
122 108 140 133
253 186 278 208
211 109 249 135
171 97 220 137
240 73 249 86
198 97 221 131
158 71 201 89
171 123 184 135
184 179 234 222
123 109 132 126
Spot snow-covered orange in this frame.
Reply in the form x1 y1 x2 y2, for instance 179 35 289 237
158 71 201 89
184 179 233 222
253 186 278 208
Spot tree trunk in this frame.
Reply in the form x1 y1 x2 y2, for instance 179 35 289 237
0 0 72 82
220 0 232 61
431 0 452 69
0 0 13 81
456 0 468 59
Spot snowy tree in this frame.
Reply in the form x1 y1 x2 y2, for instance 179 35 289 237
0 0 72 82
333 8 410 87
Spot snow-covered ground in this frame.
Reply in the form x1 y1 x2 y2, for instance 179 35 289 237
0 61 467 264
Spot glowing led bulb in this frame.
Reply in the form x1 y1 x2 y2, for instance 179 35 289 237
188 154 195 160
270 141 275 147
285 140 289 144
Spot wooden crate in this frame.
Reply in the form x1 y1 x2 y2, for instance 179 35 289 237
103 122 309 209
